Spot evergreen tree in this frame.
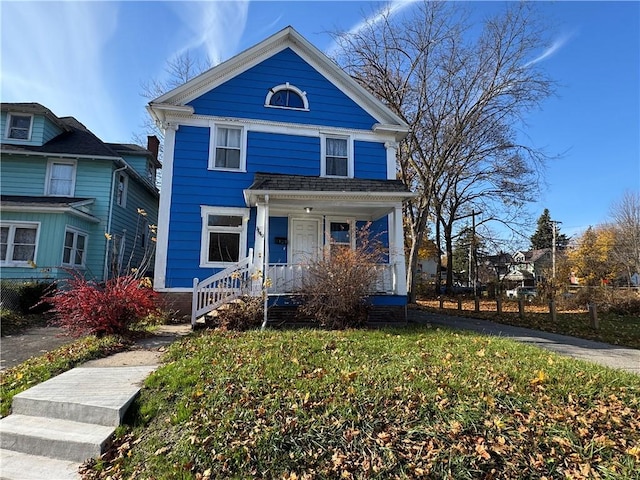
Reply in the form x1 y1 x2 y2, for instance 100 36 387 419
530 209 569 250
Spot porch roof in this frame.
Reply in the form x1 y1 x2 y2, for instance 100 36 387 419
244 173 415 220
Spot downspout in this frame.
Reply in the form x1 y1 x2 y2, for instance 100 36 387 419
103 164 128 280
261 194 270 330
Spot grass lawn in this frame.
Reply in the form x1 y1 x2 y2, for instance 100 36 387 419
84 326 640 480
415 300 640 349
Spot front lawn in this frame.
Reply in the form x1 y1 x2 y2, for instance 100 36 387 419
84 327 640 479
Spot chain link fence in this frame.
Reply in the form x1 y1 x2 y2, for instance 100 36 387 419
0 279 54 314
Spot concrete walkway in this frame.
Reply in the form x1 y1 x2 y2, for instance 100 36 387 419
409 310 640 375
0 324 191 480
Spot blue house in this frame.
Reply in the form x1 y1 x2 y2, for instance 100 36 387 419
0 103 160 283
148 27 413 324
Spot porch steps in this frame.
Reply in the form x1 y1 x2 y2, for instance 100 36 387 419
0 366 154 480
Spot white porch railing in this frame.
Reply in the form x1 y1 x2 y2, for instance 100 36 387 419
191 249 254 326
266 263 397 295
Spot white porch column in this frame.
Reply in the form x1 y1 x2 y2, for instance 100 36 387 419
253 201 267 279
389 204 407 296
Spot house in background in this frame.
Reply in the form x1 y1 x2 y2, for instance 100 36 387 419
0 103 160 283
503 248 552 287
148 26 414 324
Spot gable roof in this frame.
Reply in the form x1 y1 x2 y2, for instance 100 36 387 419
148 26 408 136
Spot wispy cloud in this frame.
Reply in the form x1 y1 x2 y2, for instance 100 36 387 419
0 2 120 139
168 1 250 66
325 0 419 56
525 32 574 67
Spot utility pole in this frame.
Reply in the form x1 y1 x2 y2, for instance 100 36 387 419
551 220 562 280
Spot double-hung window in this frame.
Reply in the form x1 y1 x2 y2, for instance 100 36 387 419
322 136 350 177
211 125 245 171
200 206 249 267
62 228 87 267
6 114 33 140
45 159 76 196
0 222 39 266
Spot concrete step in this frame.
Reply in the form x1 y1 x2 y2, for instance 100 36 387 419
0 414 114 463
0 449 79 480
11 366 156 426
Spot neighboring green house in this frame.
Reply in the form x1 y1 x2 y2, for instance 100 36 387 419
0 103 160 282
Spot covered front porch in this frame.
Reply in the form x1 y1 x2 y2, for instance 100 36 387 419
245 173 413 298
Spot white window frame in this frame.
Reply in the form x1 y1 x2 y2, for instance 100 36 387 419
320 134 353 178
45 159 77 196
265 82 309 111
5 113 33 141
208 123 247 172
0 221 40 267
116 172 128 207
200 206 249 268
325 217 355 256
61 226 88 268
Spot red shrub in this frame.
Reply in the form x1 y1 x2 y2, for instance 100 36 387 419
44 272 159 337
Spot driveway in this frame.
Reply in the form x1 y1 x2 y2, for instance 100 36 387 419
1 327 76 370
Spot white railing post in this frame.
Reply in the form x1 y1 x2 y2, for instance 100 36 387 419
191 277 199 328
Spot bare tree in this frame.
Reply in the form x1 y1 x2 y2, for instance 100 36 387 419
609 191 640 285
133 50 211 149
332 1 555 301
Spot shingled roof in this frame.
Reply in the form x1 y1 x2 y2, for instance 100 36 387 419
247 172 411 194
1 115 121 158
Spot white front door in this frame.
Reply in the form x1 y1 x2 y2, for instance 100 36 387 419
291 218 320 265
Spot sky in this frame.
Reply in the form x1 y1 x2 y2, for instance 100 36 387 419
1 0 638 249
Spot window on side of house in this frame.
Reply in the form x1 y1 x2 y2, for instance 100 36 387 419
116 173 128 207
62 227 87 267
6 114 33 140
322 136 350 177
45 159 76 196
265 83 308 110
210 125 245 171
0 222 38 265
200 206 249 267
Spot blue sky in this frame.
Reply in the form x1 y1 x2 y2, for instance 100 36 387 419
1 1 638 247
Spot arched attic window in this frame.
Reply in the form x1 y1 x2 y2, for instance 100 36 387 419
265 83 309 110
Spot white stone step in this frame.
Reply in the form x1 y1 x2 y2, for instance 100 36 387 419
0 449 79 480
0 414 113 463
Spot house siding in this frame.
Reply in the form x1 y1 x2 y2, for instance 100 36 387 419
0 155 48 195
188 48 378 130
354 141 387 179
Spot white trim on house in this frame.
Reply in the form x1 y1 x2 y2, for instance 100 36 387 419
116 172 129 208
159 113 399 145
265 82 310 111
44 158 77 197
0 204 100 224
4 113 34 141
153 125 178 289
147 27 408 135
